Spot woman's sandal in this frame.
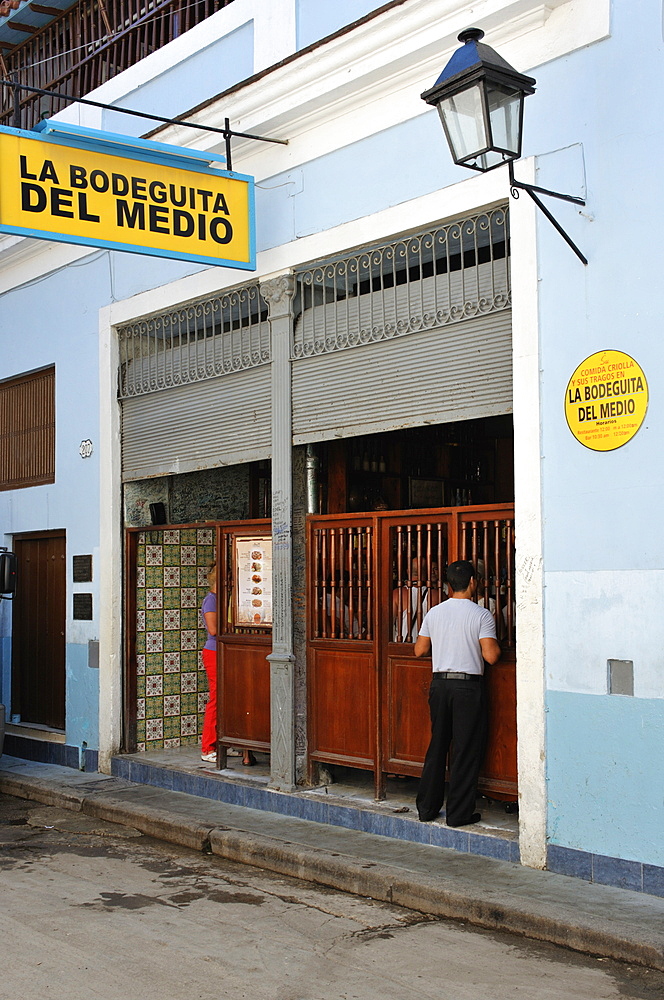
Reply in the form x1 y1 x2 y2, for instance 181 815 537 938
242 751 257 766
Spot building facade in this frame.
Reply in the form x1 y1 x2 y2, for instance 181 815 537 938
1 0 662 893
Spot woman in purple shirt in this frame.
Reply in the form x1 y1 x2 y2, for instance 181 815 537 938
200 564 255 766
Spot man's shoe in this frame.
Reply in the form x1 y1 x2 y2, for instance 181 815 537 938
447 812 481 828
417 812 439 823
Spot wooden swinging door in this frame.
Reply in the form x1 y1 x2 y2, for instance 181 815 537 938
380 513 451 783
307 505 517 800
457 508 516 799
216 520 272 761
306 515 378 782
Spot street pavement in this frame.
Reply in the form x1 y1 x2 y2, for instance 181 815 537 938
3 792 664 1000
1 755 663 974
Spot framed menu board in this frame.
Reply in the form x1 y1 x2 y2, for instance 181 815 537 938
234 535 272 626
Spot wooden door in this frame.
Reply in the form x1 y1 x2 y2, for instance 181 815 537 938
457 509 517 798
12 531 66 730
380 506 517 798
307 505 517 801
217 521 272 757
381 514 451 779
307 516 378 778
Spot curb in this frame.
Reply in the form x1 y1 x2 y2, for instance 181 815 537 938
82 792 213 852
2 770 663 972
0 772 88 810
207 828 664 972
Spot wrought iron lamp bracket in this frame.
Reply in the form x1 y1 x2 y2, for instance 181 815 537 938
508 159 587 266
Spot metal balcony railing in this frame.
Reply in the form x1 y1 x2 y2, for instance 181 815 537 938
0 0 235 130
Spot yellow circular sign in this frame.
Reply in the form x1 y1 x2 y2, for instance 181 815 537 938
565 350 648 451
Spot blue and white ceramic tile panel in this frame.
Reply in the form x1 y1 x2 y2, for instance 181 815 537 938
135 527 215 750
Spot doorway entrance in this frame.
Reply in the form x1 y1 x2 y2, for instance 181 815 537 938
12 530 66 730
316 418 514 516
124 520 271 755
307 505 515 800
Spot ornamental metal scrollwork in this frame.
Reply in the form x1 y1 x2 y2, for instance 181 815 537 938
117 281 270 399
291 208 510 360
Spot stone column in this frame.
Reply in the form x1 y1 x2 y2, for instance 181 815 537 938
291 445 308 784
261 273 296 791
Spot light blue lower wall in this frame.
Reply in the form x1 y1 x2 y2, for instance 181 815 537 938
0 636 10 713
546 690 664 867
65 643 99 750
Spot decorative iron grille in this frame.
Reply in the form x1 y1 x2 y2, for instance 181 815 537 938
293 208 510 359
118 283 269 398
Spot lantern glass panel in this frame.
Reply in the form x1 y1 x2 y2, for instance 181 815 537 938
436 83 488 163
487 83 523 156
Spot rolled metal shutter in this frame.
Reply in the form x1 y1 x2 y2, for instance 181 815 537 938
292 309 511 444
121 365 271 481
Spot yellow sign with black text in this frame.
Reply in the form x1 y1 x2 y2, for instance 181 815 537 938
0 125 255 269
565 350 648 451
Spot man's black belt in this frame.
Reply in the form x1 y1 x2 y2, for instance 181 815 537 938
432 671 482 681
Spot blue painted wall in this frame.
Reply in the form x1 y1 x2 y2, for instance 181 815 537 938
296 0 386 49
255 111 456 251
66 642 99 749
0 253 109 737
102 21 254 138
522 4 664 866
546 692 664 866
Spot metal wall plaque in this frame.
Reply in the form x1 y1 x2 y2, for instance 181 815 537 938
73 554 93 582
565 350 648 451
73 593 93 620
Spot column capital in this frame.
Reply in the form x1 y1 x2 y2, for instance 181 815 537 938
260 272 295 320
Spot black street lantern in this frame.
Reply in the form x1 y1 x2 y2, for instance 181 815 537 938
422 27 587 264
421 27 536 172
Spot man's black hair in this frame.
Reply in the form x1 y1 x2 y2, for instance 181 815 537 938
446 560 475 593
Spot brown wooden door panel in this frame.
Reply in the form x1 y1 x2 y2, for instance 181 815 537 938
12 532 66 730
219 640 271 747
309 645 376 765
216 520 272 751
479 655 517 797
385 653 431 769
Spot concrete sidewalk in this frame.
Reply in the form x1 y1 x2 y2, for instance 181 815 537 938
1 754 663 972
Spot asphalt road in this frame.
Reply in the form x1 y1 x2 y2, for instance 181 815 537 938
1 793 662 1000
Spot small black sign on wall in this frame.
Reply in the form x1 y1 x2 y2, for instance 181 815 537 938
73 593 93 620
73 555 93 582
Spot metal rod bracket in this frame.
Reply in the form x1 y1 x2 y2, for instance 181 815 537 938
508 160 587 265
0 78 288 152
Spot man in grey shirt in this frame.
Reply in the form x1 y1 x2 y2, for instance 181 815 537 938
414 560 501 827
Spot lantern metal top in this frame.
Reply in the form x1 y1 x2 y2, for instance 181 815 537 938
421 27 536 107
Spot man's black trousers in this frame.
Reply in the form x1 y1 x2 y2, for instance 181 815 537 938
416 672 486 826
